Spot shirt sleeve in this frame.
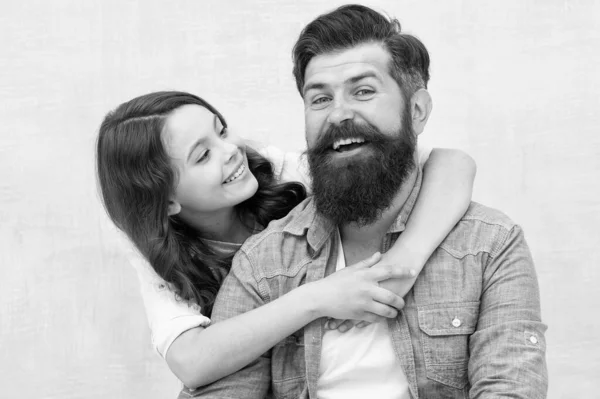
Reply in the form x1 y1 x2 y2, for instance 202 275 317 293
468 225 548 398
180 251 271 398
128 252 211 358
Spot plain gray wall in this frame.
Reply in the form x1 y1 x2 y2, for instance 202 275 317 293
1 1 598 398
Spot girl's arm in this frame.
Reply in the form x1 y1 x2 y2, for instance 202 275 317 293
248 144 475 331
376 148 476 296
166 252 411 389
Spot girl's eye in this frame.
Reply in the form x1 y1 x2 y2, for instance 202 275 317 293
196 150 210 164
220 127 228 137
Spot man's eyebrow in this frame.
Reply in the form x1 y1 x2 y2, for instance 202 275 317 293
345 72 381 85
303 72 382 96
303 82 326 96
186 114 218 162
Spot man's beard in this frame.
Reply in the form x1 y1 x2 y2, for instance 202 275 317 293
306 108 416 226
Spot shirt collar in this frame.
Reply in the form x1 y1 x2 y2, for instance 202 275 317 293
387 167 423 234
283 167 423 251
282 198 336 252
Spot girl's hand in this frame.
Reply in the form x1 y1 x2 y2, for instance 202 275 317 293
309 252 414 329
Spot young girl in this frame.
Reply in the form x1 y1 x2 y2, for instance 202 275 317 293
96 91 475 389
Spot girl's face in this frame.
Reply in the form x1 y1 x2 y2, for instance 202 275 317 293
163 104 259 218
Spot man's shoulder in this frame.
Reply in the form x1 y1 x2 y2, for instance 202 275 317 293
461 201 517 231
439 201 521 258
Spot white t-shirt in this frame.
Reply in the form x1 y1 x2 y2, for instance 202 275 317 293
129 144 432 358
317 231 409 399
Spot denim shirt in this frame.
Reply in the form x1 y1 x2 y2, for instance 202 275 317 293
182 172 548 399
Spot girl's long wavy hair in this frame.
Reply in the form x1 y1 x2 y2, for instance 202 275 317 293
96 91 306 316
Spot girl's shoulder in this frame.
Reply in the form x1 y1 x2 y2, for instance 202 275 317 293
417 144 433 167
253 143 311 188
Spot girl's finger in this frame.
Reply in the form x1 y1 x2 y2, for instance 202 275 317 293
366 301 399 319
345 252 382 270
325 319 336 330
359 312 385 324
370 287 405 310
336 320 355 333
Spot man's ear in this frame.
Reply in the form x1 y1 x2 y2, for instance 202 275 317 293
410 89 433 136
167 200 181 216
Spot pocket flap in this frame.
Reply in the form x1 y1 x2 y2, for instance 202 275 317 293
418 302 479 336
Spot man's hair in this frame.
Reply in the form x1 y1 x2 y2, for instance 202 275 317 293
292 4 430 99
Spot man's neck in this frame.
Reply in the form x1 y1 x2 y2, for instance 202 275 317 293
339 169 418 262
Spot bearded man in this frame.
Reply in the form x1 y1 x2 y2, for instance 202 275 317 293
184 4 548 399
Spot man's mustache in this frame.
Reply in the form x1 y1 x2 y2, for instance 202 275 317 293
309 121 387 156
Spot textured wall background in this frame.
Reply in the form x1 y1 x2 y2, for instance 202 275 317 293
0 1 598 398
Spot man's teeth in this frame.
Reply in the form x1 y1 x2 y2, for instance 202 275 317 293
225 164 245 183
332 137 365 150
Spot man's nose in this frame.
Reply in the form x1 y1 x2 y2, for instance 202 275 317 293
327 100 354 125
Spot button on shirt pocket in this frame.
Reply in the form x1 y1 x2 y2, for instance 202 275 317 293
417 302 480 389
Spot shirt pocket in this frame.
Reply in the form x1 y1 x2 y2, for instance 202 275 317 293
417 302 479 389
271 331 306 399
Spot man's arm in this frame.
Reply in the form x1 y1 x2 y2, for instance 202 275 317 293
468 225 548 398
181 251 271 399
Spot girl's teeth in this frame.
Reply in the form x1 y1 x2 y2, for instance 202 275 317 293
226 164 245 183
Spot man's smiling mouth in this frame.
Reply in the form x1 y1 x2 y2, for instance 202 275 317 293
332 137 367 152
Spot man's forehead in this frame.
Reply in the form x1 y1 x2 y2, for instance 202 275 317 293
304 43 392 84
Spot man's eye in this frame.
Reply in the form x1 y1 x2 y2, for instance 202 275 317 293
356 88 374 96
196 150 210 163
312 97 330 105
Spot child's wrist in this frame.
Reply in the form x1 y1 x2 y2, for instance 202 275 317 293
297 282 325 319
